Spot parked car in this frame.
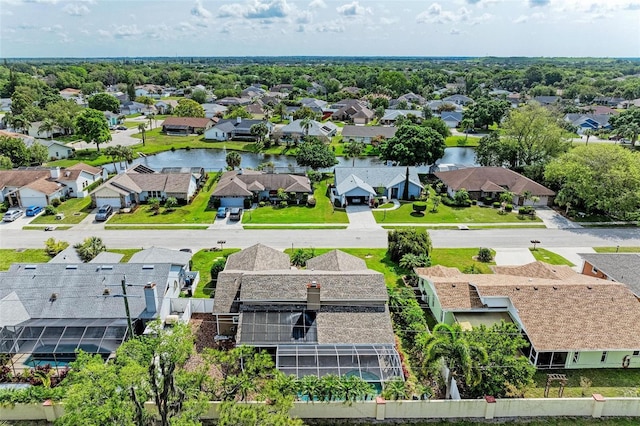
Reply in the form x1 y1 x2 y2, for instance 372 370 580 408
2 210 23 222
95 205 114 221
116 125 127 130
25 206 43 217
229 207 242 221
216 207 228 218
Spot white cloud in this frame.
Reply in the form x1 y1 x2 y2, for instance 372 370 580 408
63 3 89 16
244 0 290 19
296 10 312 24
315 20 345 32
336 1 371 16
218 4 244 18
380 16 399 25
450 28 461 34
112 24 142 39
309 0 326 8
514 14 528 23
191 0 212 19
529 0 550 7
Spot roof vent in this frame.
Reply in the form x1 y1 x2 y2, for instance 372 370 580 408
101 265 113 270
587 286 592 290
533 287 538 290
142 265 154 270
103 288 111 296
49 293 58 302
515 287 520 291
553 286 558 290
24 265 37 270
66 265 78 270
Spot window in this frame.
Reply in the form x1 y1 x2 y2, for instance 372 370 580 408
592 266 599 274
633 351 640 357
601 351 608 363
573 352 579 363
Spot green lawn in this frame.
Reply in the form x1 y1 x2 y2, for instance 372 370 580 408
373 201 542 224
594 246 640 253
108 174 218 224
445 135 481 147
191 248 241 298
431 248 496 274
242 180 348 224
529 248 575 266
0 249 50 269
106 249 141 263
243 225 348 229
525 369 640 398
29 198 92 224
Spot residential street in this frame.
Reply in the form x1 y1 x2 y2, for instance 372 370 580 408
1 227 639 252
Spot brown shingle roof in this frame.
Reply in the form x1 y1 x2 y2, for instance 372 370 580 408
316 307 395 345
0 169 51 189
224 244 290 271
435 167 555 196
24 178 64 195
306 250 367 271
415 265 462 278
66 162 102 176
212 170 311 198
162 117 212 128
491 261 576 280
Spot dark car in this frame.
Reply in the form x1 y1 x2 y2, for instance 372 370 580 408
116 125 127 130
229 207 242 221
95 205 114 221
216 207 228 218
25 206 43 217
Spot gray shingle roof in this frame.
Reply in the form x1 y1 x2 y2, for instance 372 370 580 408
129 247 192 267
334 167 422 194
341 125 396 139
224 243 291 271
306 250 367 271
579 253 640 296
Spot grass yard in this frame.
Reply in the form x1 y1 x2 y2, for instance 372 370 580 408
0 249 50 269
108 173 218 224
431 248 496 274
242 179 348 224
191 248 241 298
243 225 348 229
525 369 640 398
445 135 481 147
29 197 92 224
106 249 142 263
106 225 209 230
594 246 640 253
373 201 542 224
529 248 575 266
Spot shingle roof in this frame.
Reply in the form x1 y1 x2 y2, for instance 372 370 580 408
224 243 291 271
341 125 397 139
334 167 423 195
24 177 64 195
335 174 376 196
129 247 192 267
418 266 640 352
315 307 395 345
579 253 640 296
0 169 51 190
93 171 193 197
280 119 337 137
306 250 367 271
162 117 212 129
435 167 555 196
212 170 311 198
491 261 576 280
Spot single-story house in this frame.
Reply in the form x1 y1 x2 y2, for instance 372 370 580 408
90 167 198 209
594 96 625 107
201 103 227 118
442 94 474 106
0 163 105 207
416 262 640 369
299 98 328 113
215 97 252 107
439 111 463 128
332 166 423 206
210 170 311 208
331 100 375 124
211 244 402 388
280 119 337 140
341 125 396 144
533 96 560 106
427 100 462 113
379 109 423 126
25 139 73 160
392 92 426 106
155 100 179 115
104 111 122 127
204 118 272 141
434 166 555 206
160 167 207 188
161 117 213 135
27 122 64 139
579 253 640 298
564 114 612 134
120 101 145 115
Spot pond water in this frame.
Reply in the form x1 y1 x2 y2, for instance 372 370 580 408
107 147 478 173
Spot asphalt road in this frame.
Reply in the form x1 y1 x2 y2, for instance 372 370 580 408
2 227 640 252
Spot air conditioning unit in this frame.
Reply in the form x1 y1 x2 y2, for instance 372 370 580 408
165 315 180 325
232 316 239 324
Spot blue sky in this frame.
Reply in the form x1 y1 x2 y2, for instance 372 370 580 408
1 0 639 58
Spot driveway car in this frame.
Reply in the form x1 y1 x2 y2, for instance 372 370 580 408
25 206 43 217
229 207 242 221
216 207 228 218
3 210 23 222
116 125 127 130
95 205 114 221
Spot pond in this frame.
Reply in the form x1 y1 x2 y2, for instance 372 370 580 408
107 147 478 173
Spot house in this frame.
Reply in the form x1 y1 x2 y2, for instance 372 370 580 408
0 98 11 112
119 101 145 115
270 84 294 93
161 117 213 135
280 119 337 140
160 167 207 188
204 118 272 141
25 139 74 160
594 96 625 107
0 163 105 207
341 125 397 144
533 96 560 106
330 100 375 124
59 88 82 100
564 114 612 134
135 84 164 99
27 122 64 139
211 169 311 208
241 85 266 99
104 111 122 127
155 100 179 115
580 105 618 115
299 98 328 113
211 244 402 388
434 166 555 206
332 166 423 206
215 97 252 107
439 111 463 128
391 92 426 107
90 167 198 209
442 94 474 106
379 109 423 126
201 103 227 118
245 103 264 116
0 131 33 145
579 253 640 298
416 262 640 369
0 260 189 370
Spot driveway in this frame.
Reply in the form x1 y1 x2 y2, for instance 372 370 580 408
535 207 582 229
493 247 536 266
346 205 380 229
545 246 595 271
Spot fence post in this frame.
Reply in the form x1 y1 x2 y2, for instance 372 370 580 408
592 394 605 418
484 395 496 419
375 396 386 420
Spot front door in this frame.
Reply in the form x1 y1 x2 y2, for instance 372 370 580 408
391 187 398 199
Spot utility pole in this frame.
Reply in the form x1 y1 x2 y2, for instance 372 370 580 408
121 275 134 338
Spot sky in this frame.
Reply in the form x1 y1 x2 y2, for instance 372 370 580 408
0 0 639 58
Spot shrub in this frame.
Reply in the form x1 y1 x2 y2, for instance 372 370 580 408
279 201 288 208
291 248 314 267
164 197 178 210
471 200 477 205
210 258 226 282
334 199 342 208
388 228 432 263
0 201 8 213
258 201 266 208
409 194 416 201
477 247 493 263
243 198 252 209
492 201 501 208
412 202 427 214
45 238 69 257
44 205 57 215
519 206 534 215
505 204 513 212
211 198 221 208
51 198 61 207
306 196 316 207
441 196 455 207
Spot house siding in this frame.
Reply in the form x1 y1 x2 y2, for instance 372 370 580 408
566 351 640 369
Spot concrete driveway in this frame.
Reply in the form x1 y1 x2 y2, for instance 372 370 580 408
536 207 582 229
493 247 536 266
346 205 380 229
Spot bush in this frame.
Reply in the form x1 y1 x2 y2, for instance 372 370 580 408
388 228 432 263
290 248 314 267
211 198 221 209
519 206 534 215
492 202 501 209
334 199 342 208
279 201 288 208
471 200 477 205
258 201 266 207
0 201 8 213
505 204 513 212
477 247 493 263
210 258 226 282
45 237 69 257
51 198 61 207
441 196 455 207
412 202 427 214
44 205 57 216
306 196 316 207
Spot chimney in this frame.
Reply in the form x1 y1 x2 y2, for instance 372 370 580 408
50 167 60 179
144 282 157 314
307 281 321 311
236 116 242 124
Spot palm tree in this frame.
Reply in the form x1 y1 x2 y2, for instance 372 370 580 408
460 118 474 142
262 104 273 121
274 102 287 121
138 123 146 146
38 118 56 139
10 114 29 134
74 236 107 262
117 145 134 168
225 151 241 170
298 375 321 402
319 374 344 401
382 377 409 400
300 117 312 138
424 323 488 399
344 141 365 167
104 146 120 172
147 112 155 130
583 129 594 146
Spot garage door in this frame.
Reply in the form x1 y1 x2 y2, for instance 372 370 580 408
96 197 122 209
19 196 47 208
219 197 245 208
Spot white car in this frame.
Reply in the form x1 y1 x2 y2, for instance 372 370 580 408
2 210 23 222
